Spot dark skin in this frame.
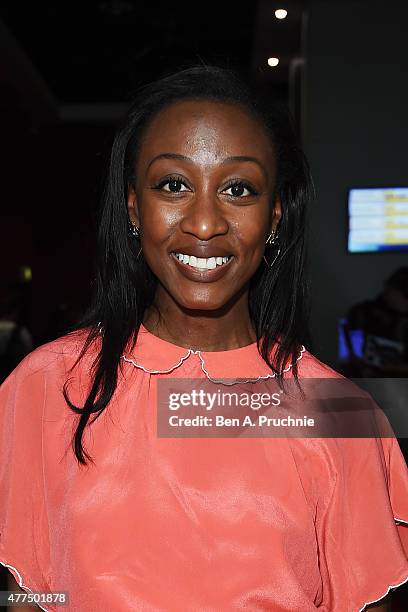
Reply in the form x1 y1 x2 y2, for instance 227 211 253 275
126 99 393 611
7 106 391 612
127 99 281 351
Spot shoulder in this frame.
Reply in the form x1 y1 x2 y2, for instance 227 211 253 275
0 329 102 426
297 346 345 379
2 328 99 386
291 347 396 455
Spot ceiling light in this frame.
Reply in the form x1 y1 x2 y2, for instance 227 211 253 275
267 57 279 67
275 9 288 19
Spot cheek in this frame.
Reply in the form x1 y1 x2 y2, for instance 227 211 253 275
140 198 180 245
231 211 268 256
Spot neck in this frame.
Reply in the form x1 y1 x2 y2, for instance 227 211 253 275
142 289 257 352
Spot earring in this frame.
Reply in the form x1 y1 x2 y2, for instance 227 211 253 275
128 221 143 259
265 229 277 247
263 229 281 268
129 222 140 238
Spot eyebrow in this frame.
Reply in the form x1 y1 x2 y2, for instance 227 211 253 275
147 153 268 178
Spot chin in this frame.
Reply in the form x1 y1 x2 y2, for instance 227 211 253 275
175 293 229 311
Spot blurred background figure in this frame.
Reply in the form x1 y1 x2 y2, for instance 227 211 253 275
339 267 408 465
0 282 33 383
340 267 408 377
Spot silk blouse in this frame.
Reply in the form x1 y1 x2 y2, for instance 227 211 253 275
1 323 407 611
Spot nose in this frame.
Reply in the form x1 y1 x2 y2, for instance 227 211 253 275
179 189 229 240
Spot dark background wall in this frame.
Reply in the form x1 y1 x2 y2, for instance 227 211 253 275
0 0 303 345
304 0 408 367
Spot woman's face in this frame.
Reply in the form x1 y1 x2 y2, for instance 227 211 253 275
128 99 281 311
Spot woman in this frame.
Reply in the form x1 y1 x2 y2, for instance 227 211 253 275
1 65 407 611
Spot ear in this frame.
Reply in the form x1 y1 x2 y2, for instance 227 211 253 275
127 182 141 227
271 195 282 232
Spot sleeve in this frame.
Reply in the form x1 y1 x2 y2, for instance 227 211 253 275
0 353 53 610
315 435 408 611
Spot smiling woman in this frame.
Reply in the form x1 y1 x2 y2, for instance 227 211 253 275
126 97 282 337
0 65 407 612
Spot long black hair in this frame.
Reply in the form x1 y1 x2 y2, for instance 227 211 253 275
62 64 313 465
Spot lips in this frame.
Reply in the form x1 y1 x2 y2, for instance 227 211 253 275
170 251 234 280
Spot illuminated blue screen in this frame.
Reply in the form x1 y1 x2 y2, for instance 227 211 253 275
348 188 408 252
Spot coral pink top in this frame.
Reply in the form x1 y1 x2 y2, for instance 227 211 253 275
1 324 408 611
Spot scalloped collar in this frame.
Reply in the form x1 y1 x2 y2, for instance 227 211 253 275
121 323 305 384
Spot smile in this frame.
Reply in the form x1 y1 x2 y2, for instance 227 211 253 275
172 252 233 271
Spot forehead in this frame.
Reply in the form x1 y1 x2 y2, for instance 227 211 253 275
137 99 275 163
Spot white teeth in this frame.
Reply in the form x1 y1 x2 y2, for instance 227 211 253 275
174 253 231 270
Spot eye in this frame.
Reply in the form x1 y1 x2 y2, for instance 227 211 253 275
222 181 258 198
154 176 190 193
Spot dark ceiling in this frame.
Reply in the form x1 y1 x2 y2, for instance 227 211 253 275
0 0 305 105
